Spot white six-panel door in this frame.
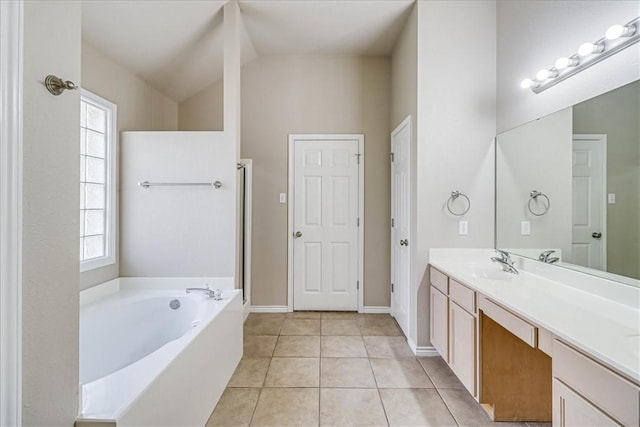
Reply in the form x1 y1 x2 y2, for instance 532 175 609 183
572 134 607 270
391 117 411 336
290 135 362 311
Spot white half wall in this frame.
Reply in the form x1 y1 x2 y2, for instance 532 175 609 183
120 132 235 277
497 1 640 133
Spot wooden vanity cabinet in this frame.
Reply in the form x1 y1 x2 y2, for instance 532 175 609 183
429 267 477 397
553 340 639 426
430 285 449 361
449 300 476 394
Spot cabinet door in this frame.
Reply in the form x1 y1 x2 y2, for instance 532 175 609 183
553 379 619 426
430 286 448 361
449 301 476 396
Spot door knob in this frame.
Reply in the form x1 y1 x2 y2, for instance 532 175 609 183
400 239 408 246
592 232 602 239
294 231 302 238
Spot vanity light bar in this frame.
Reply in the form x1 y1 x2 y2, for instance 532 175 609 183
521 17 640 94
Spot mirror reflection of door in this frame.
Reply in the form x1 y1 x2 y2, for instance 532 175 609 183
572 135 607 270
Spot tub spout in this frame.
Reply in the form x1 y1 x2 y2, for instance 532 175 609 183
186 285 222 300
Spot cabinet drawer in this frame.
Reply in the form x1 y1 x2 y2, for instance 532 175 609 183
449 279 476 314
553 378 620 426
553 340 639 426
430 267 448 294
479 296 536 347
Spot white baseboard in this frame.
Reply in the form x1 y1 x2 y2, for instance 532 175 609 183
250 305 289 313
414 346 439 357
362 306 390 314
407 337 439 357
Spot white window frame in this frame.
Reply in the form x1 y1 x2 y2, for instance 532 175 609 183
80 89 116 272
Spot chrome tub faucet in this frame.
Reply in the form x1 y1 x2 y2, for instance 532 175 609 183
186 285 222 300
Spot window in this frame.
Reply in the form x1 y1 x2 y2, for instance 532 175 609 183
80 90 116 271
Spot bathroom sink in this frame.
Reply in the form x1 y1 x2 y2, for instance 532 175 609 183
469 266 513 281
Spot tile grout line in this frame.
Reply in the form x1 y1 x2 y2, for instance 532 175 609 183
417 358 462 427
247 331 279 426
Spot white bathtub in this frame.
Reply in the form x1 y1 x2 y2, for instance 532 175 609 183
77 278 242 427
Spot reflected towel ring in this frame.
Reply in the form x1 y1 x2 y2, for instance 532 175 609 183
447 191 470 216
528 190 550 216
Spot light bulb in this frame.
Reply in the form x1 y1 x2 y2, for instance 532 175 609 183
536 69 557 80
520 79 533 89
578 42 604 56
605 24 636 40
555 56 579 70
520 78 539 89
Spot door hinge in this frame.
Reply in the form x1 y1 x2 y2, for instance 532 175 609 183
390 152 394 162
356 153 362 164
357 280 360 290
391 283 394 293
391 218 395 228
357 217 360 227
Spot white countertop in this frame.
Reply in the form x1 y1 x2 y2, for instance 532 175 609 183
428 249 640 384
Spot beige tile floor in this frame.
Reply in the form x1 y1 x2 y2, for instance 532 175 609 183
206 313 552 427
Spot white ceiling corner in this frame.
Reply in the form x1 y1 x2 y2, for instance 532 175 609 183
82 0 415 102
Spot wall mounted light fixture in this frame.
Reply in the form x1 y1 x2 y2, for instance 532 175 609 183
521 17 639 94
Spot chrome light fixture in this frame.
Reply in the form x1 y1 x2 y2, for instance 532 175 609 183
520 17 639 94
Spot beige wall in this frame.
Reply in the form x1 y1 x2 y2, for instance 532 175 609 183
415 1 497 347
22 1 81 424
179 78 224 131
181 55 392 307
573 81 640 279
390 5 418 334
244 56 391 307
81 41 178 289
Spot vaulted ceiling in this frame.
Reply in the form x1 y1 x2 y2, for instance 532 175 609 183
82 0 415 102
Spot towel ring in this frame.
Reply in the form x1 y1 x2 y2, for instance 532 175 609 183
447 191 470 216
528 190 550 216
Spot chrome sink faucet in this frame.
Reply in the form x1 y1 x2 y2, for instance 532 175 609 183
491 249 519 274
539 250 560 264
186 285 222 300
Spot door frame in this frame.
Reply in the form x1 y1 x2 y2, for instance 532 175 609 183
287 134 365 313
572 134 607 270
390 115 411 336
239 159 253 321
0 0 23 424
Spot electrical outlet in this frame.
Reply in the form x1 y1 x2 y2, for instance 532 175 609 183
521 221 531 235
279 193 287 204
608 193 616 204
459 221 468 235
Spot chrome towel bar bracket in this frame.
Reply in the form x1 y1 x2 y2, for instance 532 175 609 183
138 181 222 189
44 75 78 96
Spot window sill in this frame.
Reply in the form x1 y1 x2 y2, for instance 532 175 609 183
80 256 115 273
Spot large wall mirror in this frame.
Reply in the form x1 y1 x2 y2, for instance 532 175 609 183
496 80 639 287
